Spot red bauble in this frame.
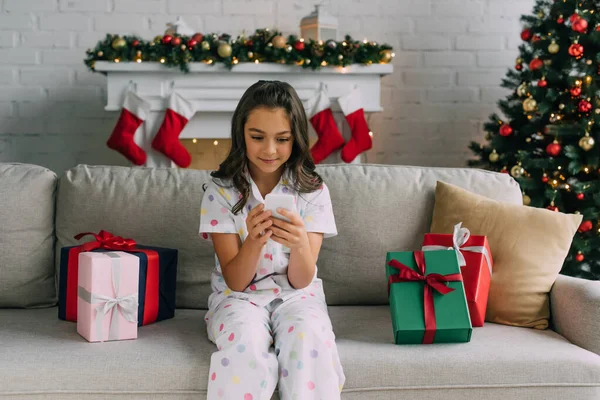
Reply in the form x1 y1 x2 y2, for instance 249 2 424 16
192 33 203 42
529 58 543 70
546 142 562 156
570 86 582 97
187 39 198 48
515 64 523 71
578 100 593 113
246 39 253 47
578 220 593 232
532 35 541 43
577 193 585 200
569 13 580 23
499 124 513 136
576 253 585 262
132 39 140 47
557 16 564 24
500 167 508 174
547 205 559 212
572 18 588 33
542 175 549 183
162 35 173 44
172 36 182 46
520 28 532 41
294 40 305 51
568 43 584 57
538 79 547 88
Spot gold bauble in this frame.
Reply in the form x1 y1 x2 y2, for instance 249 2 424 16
111 37 126 49
579 135 595 151
247 51 254 59
201 41 210 50
380 49 393 63
511 165 525 178
489 150 499 162
559 103 565 110
523 98 537 112
217 42 232 58
523 194 531 206
517 83 528 97
97 51 103 57
153 35 163 44
585 75 593 85
272 35 286 49
285 44 293 52
516 57 523 64
548 41 560 54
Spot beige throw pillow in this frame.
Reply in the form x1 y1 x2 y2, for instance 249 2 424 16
430 181 582 329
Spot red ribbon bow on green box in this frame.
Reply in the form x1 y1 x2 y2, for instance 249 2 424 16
387 251 463 344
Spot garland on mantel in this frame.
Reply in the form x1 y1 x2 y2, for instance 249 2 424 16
84 28 394 73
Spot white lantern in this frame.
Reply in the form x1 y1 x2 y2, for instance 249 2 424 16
300 5 338 42
165 16 195 36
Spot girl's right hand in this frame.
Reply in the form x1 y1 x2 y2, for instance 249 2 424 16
246 204 273 246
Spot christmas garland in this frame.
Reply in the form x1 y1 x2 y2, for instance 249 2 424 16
84 28 394 73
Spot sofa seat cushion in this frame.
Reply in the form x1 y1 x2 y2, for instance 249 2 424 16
0 307 598 400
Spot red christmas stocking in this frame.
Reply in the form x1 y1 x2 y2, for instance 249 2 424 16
306 86 345 164
106 90 149 165
151 92 194 168
338 87 372 163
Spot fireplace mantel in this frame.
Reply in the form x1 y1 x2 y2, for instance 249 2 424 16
95 61 393 167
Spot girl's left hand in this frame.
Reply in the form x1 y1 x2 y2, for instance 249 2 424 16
268 208 309 249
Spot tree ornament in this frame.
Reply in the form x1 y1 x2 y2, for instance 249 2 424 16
294 40 305 51
326 39 337 49
579 134 595 151
162 35 173 45
192 33 203 42
575 252 584 262
520 28 532 41
187 39 197 48
515 64 523 71
547 202 559 212
272 35 286 48
517 82 528 96
570 86 582 97
499 124 513 136
488 149 499 162
132 39 140 47
201 41 210 50
578 221 593 233
111 37 126 49
538 79 547 88
572 18 588 33
578 99 593 113
523 98 537 112
542 173 549 183
522 194 531 206
510 165 525 178
548 41 560 54
529 58 543 70
247 51 254 58
380 49 393 63
97 50 103 57
577 193 585 200
546 140 561 156
217 42 232 57
172 36 182 46
557 15 564 24
568 43 584 57
585 75 593 85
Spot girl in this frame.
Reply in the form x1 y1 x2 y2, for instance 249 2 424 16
199 80 345 400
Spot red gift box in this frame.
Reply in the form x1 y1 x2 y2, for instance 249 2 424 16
422 223 493 327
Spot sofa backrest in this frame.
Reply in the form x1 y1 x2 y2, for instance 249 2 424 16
53 164 522 308
0 163 57 308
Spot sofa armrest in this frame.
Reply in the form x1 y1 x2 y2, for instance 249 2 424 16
550 274 600 355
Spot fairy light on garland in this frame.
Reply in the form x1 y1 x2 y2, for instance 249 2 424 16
84 28 394 73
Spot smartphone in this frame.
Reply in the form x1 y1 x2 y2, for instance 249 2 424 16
264 193 296 223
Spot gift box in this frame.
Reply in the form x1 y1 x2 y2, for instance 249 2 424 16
422 222 493 327
59 230 178 326
385 250 472 344
78 251 139 342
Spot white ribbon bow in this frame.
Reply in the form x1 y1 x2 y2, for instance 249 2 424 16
422 223 492 275
78 252 138 342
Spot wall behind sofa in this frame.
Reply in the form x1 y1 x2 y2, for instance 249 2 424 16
0 0 535 173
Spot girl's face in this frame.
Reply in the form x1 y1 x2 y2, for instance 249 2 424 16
244 107 294 177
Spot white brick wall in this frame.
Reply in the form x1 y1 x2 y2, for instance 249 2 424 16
0 0 535 172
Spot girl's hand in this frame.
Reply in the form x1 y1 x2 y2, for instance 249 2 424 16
246 204 273 246
268 209 309 249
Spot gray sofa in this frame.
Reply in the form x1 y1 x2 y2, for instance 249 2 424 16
1 162 599 400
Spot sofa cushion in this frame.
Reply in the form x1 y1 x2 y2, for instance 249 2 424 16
0 307 598 399
430 181 582 329
0 163 57 308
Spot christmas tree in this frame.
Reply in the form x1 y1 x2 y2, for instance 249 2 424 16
469 0 600 280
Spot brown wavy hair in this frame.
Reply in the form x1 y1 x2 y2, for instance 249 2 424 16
209 80 323 215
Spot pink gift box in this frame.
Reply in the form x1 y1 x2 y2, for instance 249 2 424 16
77 251 140 342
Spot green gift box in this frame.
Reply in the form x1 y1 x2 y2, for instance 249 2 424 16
385 250 472 344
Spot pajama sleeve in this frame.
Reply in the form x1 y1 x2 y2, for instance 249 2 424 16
199 181 237 241
302 183 337 239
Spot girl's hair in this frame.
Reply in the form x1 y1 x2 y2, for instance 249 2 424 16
210 80 323 215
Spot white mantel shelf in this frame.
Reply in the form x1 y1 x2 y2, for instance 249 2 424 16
95 61 393 167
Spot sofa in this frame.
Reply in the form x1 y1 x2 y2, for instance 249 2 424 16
1 162 599 400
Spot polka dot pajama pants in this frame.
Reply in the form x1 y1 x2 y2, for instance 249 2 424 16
206 295 345 399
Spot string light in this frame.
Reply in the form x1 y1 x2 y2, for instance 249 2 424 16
321 61 327 66
114 58 120 63
213 140 219 146
369 131 374 137
192 138 197 144
254 59 260 64
160 58 165 63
